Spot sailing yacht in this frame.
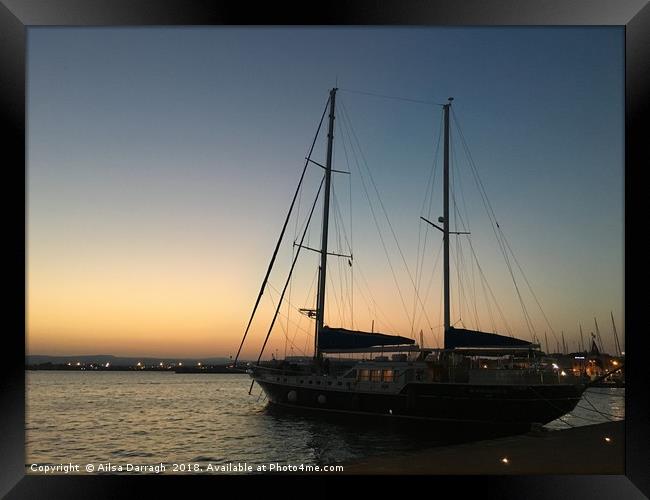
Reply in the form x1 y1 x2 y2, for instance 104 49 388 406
235 88 587 432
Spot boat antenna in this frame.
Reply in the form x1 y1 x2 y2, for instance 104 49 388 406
314 87 338 359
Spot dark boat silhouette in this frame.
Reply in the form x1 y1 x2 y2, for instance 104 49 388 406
236 88 587 433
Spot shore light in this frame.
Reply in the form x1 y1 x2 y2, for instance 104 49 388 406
552 363 559 370
501 457 509 464
604 437 612 443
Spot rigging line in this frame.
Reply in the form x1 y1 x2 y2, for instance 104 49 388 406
338 101 414 331
333 187 353 328
413 238 443 336
327 254 344 326
267 276 317 322
451 125 472 233
450 180 481 330
289 268 319 349
340 101 438 336
575 402 618 420
584 391 625 398
500 230 559 340
451 110 542 340
234 97 330 365
337 104 356 329
464 237 513 336
452 113 536 340
353 258 401 334
254 174 325 366
450 124 479 329
339 87 445 107
330 189 344 325
581 393 622 419
348 134 354 330
526 386 577 428
265 289 310 356
413 112 444 337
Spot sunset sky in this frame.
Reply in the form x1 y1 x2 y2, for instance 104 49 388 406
27 27 624 359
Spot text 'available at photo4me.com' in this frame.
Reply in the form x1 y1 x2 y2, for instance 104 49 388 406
29 462 345 474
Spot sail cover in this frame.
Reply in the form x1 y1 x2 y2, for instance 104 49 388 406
444 327 533 349
318 326 415 350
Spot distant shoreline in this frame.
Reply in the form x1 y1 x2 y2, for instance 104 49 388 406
26 363 246 374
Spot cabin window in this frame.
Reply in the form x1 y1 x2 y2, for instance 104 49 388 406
371 369 382 382
382 369 394 382
358 369 370 382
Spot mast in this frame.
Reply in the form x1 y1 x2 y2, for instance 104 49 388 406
594 317 604 354
610 311 621 356
443 98 452 334
315 87 337 358
579 323 585 353
544 331 549 354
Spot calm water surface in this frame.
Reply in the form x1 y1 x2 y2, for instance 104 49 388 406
26 371 624 470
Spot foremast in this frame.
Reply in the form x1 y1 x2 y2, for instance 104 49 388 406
315 87 338 359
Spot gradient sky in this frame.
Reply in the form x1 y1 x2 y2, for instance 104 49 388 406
27 27 624 359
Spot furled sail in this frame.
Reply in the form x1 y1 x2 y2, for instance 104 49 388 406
444 327 533 349
318 326 415 350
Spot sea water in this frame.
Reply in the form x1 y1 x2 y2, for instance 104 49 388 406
26 371 624 471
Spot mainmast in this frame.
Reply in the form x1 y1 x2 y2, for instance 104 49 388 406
443 98 452 334
315 87 337 358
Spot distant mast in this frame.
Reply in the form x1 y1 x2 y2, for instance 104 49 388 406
315 87 338 359
610 311 622 356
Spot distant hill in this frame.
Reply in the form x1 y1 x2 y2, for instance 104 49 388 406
26 354 240 367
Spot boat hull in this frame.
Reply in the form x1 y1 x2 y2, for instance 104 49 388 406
254 377 584 429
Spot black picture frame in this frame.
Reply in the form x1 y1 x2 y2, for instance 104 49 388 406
2 0 648 497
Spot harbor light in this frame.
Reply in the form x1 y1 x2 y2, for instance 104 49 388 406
552 363 559 370
560 371 567 377
76 362 81 366
501 457 509 464
612 360 619 366
105 363 110 368
604 437 612 443
198 362 202 367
